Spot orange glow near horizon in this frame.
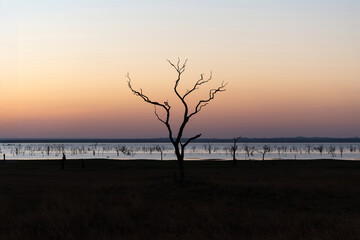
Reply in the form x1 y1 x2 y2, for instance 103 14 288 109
1 1 360 138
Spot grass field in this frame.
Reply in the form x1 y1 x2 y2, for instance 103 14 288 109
0 159 360 239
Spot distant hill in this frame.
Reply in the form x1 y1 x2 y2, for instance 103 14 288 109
0 137 359 143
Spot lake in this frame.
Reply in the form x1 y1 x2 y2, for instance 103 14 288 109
1 142 359 160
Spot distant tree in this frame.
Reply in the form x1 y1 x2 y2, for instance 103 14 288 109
314 145 324 155
276 146 286 159
191 145 197 153
115 146 120 156
349 145 355 153
148 146 154 155
127 59 227 183
204 143 213 154
305 144 312 154
154 145 165 161
244 144 255 160
258 145 272 161
290 145 298 153
328 145 336 158
231 137 241 165
119 146 133 156
339 146 344 158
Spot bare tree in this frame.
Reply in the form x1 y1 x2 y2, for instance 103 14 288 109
154 145 165 161
127 59 227 183
204 143 213 154
119 146 133 156
314 145 324 156
339 146 344 158
276 146 286 159
47 145 50 156
258 145 272 161
191 145 197 153
231 137 241 165
115 146 120 156
243 144 255 160
349 145 355 153
328 145 336 158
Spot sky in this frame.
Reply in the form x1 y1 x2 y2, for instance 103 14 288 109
0 0 359 138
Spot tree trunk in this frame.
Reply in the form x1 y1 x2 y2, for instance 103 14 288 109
232 150 236 165
174 147 185 183
262 153 265 161
178 157 185 183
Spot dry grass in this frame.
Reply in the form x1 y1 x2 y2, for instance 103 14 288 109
0 159 360 239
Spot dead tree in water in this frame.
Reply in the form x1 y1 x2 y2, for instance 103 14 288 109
154 145 164 161
328 145 336 158
244 144 255 160
231 137 241 165
314 145 324 156
339 146 344 157
259 145 272 161
204 143 213 154
127 59 227 183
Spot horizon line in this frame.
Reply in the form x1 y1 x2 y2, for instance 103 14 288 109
1 137 359 144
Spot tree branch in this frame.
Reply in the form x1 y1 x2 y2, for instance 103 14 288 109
167 59 188 103
184 134 201 147
126 73 175 144
183 71 212 99
154 106 166 124
188 81 228 118
167 59 191 144
166 58 188 74
126 73 170 111
182 134 202 149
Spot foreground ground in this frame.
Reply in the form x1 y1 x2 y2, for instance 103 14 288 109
0 159 359 240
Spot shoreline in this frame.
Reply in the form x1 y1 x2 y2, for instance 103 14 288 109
1 158 359 161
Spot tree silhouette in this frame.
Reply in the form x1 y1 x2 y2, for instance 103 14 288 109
244 144 255 160
127 59 227 183
259 145 272 161
153 145 165 160
314 145 324 156
339 146 344 157
231 137 241 165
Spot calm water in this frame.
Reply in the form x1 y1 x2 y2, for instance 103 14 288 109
1 142 359 160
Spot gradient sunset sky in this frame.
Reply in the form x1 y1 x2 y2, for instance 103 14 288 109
0 0 359 138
